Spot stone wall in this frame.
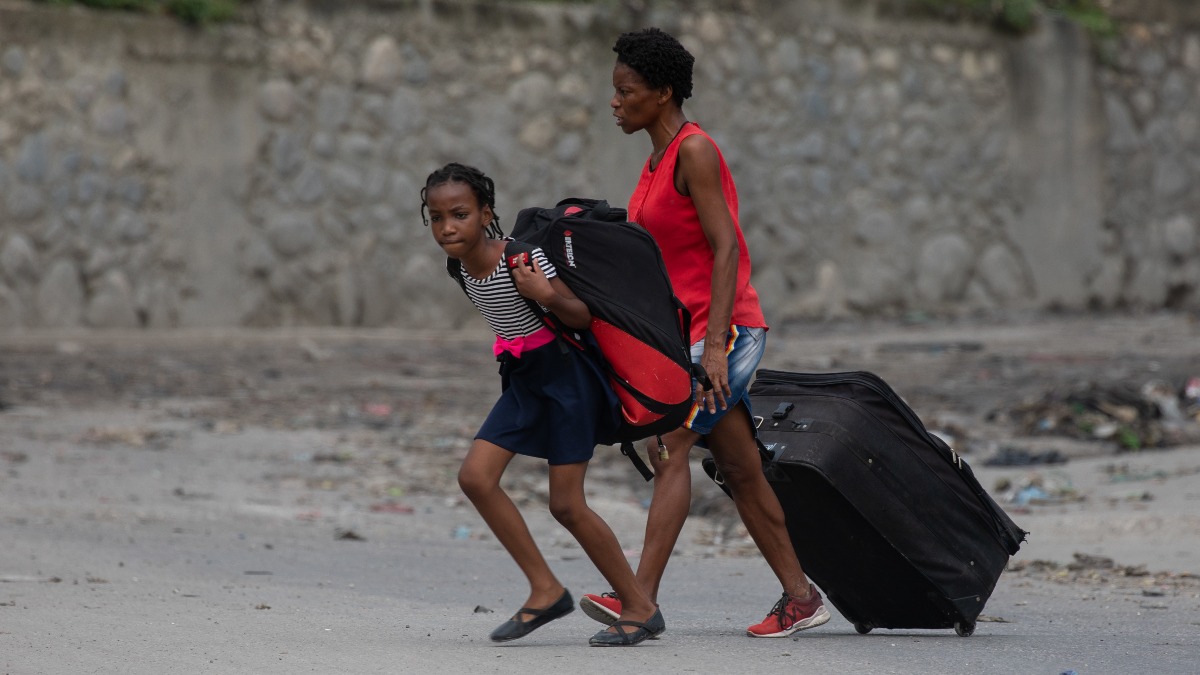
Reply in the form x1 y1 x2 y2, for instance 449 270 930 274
1 0 1198 331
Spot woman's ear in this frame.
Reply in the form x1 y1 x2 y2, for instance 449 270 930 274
658 84 674 105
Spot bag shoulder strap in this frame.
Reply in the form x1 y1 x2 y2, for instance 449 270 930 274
621 440 655 481
502 240 544 319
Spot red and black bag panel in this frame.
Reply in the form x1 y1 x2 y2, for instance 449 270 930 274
509 199 698 442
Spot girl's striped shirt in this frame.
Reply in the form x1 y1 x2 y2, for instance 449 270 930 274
459 246 557 340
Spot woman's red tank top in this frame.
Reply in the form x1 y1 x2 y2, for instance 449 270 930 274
627 123 767 344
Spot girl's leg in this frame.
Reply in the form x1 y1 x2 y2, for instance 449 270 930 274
547 461 658 626
459 439 564 616
634 426 702 601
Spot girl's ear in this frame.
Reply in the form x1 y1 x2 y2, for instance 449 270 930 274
658 84 674 105
481 204 495 226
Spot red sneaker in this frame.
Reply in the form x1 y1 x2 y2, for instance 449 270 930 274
746 589 831 637
579 592 621 626
581 592 665 640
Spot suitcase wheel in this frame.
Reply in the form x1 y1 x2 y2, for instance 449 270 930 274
853 623 872 635
954 621 975 637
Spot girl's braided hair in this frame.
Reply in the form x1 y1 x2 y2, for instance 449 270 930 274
420 162 504 238
613 27 694 106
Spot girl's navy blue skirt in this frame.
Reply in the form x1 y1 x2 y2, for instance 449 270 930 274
476 339 619 465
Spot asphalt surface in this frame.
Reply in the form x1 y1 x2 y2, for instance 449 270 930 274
2 314 1199 673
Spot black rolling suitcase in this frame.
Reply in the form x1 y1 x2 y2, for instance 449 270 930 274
705 369 1026 636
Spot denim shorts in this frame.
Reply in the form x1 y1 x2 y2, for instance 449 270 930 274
684 325 766 435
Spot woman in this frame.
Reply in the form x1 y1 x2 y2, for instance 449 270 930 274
579 28 830 638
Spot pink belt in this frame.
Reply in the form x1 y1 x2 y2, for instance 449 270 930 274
493 327 555 359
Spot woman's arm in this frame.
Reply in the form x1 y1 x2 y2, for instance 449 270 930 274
677 133 738 411
510 258 592 329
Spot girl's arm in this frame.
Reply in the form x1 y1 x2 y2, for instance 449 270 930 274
677 133 738 412
510 259 592 329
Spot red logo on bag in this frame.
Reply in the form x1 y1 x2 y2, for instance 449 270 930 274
564 206 584 216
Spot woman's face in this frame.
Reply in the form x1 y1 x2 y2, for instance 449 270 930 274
426 181 492 259
611 61 664 135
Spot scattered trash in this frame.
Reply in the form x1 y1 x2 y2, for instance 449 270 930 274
255 604 271 610
473 605 493 614
1143 380 1185 423
1008 379 1200 450
1142 588 1166 597
364 402 392 417
1012 484 1051 505
994 472 1080 506
983 446 1067 467
1185 376 1200 411
1103 463 1168 483
243 571 273 576
452 525 472 540
362 402 394 429
335 529 366 541
1107 490 1154 504
1005 553 1190 589
975 615 1010 623
1067 553 1115 571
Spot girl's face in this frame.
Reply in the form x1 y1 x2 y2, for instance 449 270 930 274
426 181 493 259
611 61 665 135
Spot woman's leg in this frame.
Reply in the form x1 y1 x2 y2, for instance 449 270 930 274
547 461 658 625
459 439 564 615
705 404 812 599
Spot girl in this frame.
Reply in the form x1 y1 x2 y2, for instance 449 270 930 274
421 162 664 647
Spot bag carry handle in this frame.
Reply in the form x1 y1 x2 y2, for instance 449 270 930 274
590 200 611 221
555 197 624 222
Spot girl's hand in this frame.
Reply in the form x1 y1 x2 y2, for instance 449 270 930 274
510 256 556 305
510 254 592 329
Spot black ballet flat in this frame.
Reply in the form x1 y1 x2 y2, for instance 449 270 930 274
489 589 574 642
588 607 666 647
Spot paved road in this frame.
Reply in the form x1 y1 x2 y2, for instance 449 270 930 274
2 315 1199 673
3 420 1197 674
3 481 1197 674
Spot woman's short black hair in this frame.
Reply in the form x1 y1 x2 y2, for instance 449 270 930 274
613 27 694 106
